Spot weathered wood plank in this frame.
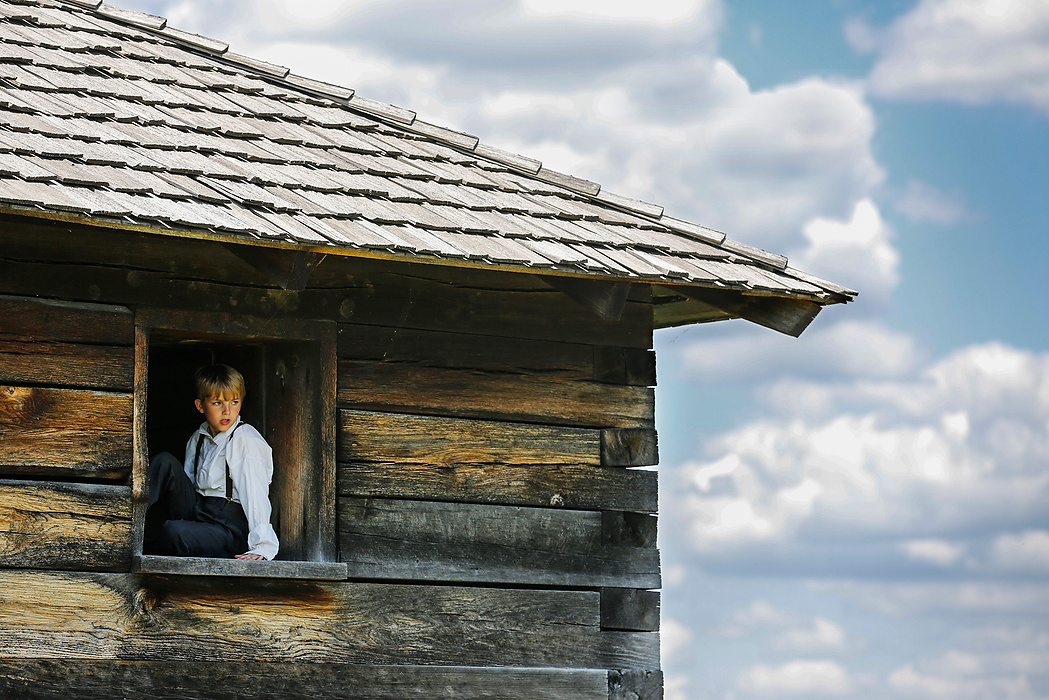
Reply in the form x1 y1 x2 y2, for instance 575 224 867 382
0 571 659 669
337 498 660 588
134 556 348 580
0 294 133 346
0 661 608 699
339 410 601 465
608 670 664 700
593 346 656 387
0 481 131 571
0 341 134 391
0 386 132 478
601 589 660 632
337 462 658 513
338 360 654 428
601 428 658 467
1 222 654 348
339 323 656 387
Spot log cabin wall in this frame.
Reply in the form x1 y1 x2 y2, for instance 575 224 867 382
0 215 661 699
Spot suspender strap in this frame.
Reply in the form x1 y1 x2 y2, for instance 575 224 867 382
193 422 244 503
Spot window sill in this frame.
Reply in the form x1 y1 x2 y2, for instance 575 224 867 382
134 555 348 580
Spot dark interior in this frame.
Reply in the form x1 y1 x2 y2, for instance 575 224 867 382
146 336 267 460
145 330 328 562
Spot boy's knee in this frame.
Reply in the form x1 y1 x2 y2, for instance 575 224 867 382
159 520 192 556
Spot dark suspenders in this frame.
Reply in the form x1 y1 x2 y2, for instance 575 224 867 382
193 421 243 503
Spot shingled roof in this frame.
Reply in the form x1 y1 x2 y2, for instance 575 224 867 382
0 0 856 333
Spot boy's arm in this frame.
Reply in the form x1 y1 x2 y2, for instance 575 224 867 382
229 432 279 560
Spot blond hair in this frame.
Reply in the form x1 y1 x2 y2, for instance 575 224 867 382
194 364 246 400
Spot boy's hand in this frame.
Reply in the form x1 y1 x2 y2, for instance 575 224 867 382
235 552 265 560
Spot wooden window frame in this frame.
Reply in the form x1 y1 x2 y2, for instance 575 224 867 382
131 308 344 579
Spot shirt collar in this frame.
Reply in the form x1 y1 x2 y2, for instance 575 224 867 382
196 416 243 446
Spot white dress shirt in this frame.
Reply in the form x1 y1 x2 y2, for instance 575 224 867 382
184 417 280 561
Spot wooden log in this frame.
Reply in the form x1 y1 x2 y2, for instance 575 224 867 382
601 428 658 467
337 498 660 588
337 462 658 513
134 556 348 580
1 223 654 348
608 670 664 700
339 410 601 466
0 661 609 699
0 295 133 346
0 571 659 669
339 323 655 387
540 276 632 322
0 386 132 478
0 341 134 391
337 360 654 429
0 481 131 571
0 295 134 390
593 346 656 387
601 589 660 632
603 512 658 549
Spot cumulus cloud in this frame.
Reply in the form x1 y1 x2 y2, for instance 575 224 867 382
679 319 917 383
902 538 967 566
737 659 853 697
773 617 848 652
662 617 695 661
990 530 1049 572
857 0 1049 115
664 342 1049 574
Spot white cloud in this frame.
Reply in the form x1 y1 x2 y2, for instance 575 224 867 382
889 662 1034 699
902 538 967 566
662 617 696 660
991 530 1049 572
792 199 898 304
812 581 1049 617
738 660 853 697
861 0 1049 114
666 343 1049 561
520 0 715 26
680 320 917 383
774 617 848 652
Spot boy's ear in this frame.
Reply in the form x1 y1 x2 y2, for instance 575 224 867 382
194 398 204 414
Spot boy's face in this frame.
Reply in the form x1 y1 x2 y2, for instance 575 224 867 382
195 393 242 436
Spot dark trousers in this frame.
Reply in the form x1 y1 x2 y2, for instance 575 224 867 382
144 452 249 558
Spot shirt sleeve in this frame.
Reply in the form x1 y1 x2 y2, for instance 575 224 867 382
226 428 279 561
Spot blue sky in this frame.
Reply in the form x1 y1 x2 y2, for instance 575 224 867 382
120 1 1049 697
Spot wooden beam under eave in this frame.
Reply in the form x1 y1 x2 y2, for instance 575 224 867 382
540 276 632 322
677 286 823 337
224 244 325 292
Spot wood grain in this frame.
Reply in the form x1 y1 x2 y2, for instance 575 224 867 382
337 360 654 428
0 571 659 669
601 589 660 632
0 661 609 699
601 428 658 467
1 224 654 349
0 294 133 346
0 481 131 571
0 386 132 478
608 670 664 700
337 461 658 513
337 498 660 588
340 323 654 387
339 410 601 466
0 341 134 391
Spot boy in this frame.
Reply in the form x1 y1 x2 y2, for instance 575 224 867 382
144 364 279 561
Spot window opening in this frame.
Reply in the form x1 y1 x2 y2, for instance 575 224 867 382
135 312 339 578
